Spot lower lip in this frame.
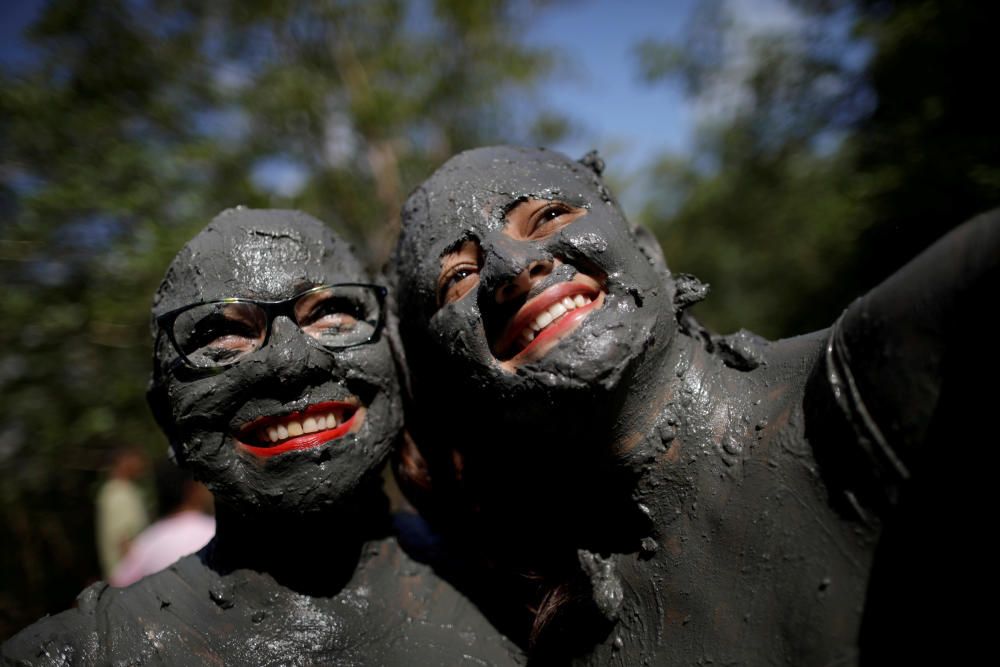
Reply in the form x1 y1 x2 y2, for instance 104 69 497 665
510 295 603 363
236 410 363 458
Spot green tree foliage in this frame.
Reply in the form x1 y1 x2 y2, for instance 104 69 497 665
0 0 558 637
846 0 1000 293
635 0 999 339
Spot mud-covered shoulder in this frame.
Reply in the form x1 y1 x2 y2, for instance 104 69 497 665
2 582 107 666
706 328 828 442
2 555 225 666
755 329 827 379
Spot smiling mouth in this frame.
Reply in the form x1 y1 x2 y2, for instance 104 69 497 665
493 276 606 363
235 400 365 458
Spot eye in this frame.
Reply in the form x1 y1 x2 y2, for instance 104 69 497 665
438 264 479 306
315 311 359 333
314 311 359 332
437 240 482 307
301 296 362 332
504 199 586 241
309 297 359 321
184 317 258 355
534 202 574 227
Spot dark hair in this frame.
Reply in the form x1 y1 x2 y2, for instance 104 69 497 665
393 435 590 655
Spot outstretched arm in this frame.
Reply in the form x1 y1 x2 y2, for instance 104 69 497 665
814 209 999 513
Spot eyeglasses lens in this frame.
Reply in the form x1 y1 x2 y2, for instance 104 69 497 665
294 285 380 348
173 302 268 368
170 286 381 369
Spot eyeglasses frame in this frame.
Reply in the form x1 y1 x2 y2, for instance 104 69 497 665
154 282 388 371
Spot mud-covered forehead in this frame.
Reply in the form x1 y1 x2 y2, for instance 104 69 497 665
420 145 607 222
154 208 366 314
400 146 609 260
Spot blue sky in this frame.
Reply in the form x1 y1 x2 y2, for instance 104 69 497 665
0 0 701 208
520 0 698 176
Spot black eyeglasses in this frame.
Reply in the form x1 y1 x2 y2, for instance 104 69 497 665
155 283 387 369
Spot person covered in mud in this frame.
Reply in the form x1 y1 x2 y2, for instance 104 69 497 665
3 208 519 665
391 146 998 664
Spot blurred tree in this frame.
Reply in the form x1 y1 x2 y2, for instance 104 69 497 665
0 0 560 638
635 0 999 338
843 0 1000 298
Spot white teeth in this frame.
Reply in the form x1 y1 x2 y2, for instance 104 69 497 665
254 407 357 445
517 293 600 349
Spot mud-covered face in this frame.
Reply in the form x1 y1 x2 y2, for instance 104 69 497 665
395 146 677 432
149 209 401 515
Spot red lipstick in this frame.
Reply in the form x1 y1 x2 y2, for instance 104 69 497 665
235 401 364 459
494 277 605 361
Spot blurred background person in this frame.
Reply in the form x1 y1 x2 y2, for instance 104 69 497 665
94 447 149 579
109 458 214 588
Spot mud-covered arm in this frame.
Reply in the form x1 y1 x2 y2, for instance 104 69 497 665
815 209 999 514
1 583 106 666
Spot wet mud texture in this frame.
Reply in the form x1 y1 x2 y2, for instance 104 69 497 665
2 539 519 666
3 209 521 666
392 147 999 665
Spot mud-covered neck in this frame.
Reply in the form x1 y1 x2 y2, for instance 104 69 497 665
204 479 391 595
601 326 785 560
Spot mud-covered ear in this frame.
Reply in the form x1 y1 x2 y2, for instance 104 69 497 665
672 272 709 311
631 223 670 277
146 371 187 467
578 150 605 176
671 272 716 355
146 327 170 426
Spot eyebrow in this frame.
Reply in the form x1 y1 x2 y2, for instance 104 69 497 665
438 233 479 260
500 195 531 218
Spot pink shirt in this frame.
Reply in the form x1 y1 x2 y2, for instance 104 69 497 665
110 511 215 587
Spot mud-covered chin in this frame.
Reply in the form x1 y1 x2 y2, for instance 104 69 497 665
419 283 661 439
173 388 397 515
156 334 404 516
519 286 663 387
156 341 402 517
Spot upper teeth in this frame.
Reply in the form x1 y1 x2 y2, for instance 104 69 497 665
259 411 342 444
519 294 593 346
